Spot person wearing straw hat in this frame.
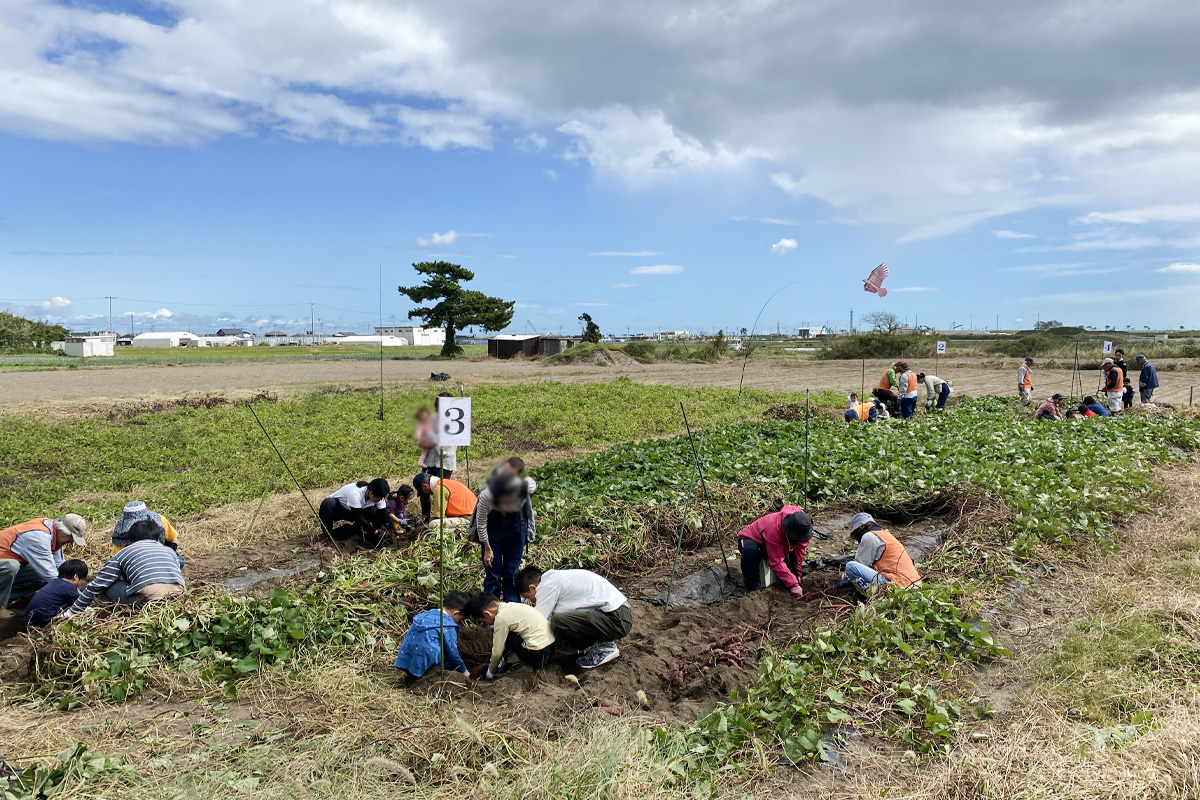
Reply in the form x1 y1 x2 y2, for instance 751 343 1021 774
840 513 921 595
1135 355 1159 404
0 514 87 618
111 500 180 556
736 506 813 598
1101 358 1124 414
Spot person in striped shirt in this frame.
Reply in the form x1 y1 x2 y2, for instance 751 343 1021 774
63 520 185 617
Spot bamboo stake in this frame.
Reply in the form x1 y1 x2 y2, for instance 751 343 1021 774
679 402 732 577
664 468 702 608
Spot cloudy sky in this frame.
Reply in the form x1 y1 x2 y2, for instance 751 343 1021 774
3 0 1200 334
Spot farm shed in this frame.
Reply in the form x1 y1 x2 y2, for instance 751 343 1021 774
264 331 290 346
488 334 540 359
131 331 202 348
63 335 114 357
538 336 581 356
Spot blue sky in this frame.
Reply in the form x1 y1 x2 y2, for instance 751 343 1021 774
3 0 1200 335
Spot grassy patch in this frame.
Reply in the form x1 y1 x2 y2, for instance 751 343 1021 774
0 343 486 370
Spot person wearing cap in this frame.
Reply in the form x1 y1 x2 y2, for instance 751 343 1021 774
413 472 477 520
841 513 922 594
1101 358 1124 414
111 500 180 556
0 514 87 618
319 478 391 540
897 361 920 419
872 362 902 409
1136 355 1159 404
1017 358 1034 408
1035 393 1065 421
736 506 813 598
917 372 952 411
63 519 185 617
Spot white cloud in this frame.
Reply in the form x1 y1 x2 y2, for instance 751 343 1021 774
543 169 558 180
574 302 612 306
630 264 684 275
1160 262 1200 273
515 133 548 152
514 302 539 308
1077 204 1200 225
891 287 938 292
770 238 798 255
414 230 459 248
395 107 493 151
609 282 636 289
993 230 1036 239
36 296 72 315
589 251 664 257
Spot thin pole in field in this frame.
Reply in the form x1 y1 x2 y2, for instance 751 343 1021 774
860 358 865 407
804 389 811 506
680 402 731 578
461 381 471 491
247 403 342 556
438 446 446 671
378 264 385 422
664 467 702 608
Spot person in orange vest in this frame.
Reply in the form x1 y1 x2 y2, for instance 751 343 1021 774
0 514 88 618
840 513 922 595
844 401 878 422
896 361 919 419
414 472 477 520
1017 357 1034 408
1101 358 1124 415
871 362 901 410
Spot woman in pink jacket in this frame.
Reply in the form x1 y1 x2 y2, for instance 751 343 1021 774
737 506 813 598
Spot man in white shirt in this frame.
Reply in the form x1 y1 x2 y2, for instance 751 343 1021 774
917 372 952 410
517 566 633 669
318 478 390 540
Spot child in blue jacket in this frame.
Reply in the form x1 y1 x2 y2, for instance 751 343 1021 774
394 591 470 677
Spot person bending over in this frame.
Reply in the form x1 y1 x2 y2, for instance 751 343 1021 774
393 590 470 677
518 566 632 669
841 513 922 595
319 478 390 539
737 507 813 598
464 592 555 678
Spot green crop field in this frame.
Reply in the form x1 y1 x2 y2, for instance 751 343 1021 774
3 382 1200 800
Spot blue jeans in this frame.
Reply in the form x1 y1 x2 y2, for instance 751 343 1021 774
483 512 526 602
936 383 951 409
845 560 889 594
738 539 798 591
900 396 918 419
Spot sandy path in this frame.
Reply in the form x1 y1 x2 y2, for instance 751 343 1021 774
3 356 1198 407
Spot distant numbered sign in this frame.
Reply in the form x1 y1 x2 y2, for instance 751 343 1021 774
1103 341 1113 355
436 397 472 447
936 340 946 355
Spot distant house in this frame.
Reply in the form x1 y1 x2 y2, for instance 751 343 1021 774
132 331 202 348
656 330 691 340
264 330 290 347
796 326 833 338
215 328 249 337
64 334 115 357
537 336 581 356
116 333 135 347
373 326 445 346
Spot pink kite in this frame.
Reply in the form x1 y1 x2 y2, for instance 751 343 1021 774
862 263 888 297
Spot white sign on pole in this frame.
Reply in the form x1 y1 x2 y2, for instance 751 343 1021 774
436 397 472 446
1103 341 1113 354
936 340 946 355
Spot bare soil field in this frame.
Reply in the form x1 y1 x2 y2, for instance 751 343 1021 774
4 356 1198 409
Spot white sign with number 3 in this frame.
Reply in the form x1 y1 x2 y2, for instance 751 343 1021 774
936 340 946 355
1103 341 1113 355
437 397 472 446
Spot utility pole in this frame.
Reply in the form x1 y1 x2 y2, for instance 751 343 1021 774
849 308 853 333
106 296 114 335
128 312 134 335
996 314 999 332
310 304 315 339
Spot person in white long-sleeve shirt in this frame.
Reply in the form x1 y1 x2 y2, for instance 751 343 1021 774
517 566 633 669
917 373 952 410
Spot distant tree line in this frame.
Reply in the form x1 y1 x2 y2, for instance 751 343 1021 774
0 312 69 353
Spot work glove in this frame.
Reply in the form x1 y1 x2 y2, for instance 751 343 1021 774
485 669 496 680
789 585 803 599
925 400 933 410
469 663 489 681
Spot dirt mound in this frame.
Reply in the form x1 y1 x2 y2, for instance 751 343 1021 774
557 348 642 367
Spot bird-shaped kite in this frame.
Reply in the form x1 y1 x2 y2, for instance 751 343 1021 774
862 263 888 297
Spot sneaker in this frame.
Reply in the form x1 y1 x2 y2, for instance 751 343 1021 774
578 642 619 669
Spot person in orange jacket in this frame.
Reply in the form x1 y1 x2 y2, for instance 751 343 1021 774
841 513 922 595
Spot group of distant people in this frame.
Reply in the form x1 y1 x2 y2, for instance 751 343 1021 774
844 360 953 422
1020 349 1160 421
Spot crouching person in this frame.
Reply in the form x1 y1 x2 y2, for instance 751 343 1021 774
393 590 470 677
319 479 390 540
842 513 922 595
62 520 185 618
737 506 813 598
517 566 632 669
25 560 89 628
465 592 554 678
0 514 88 619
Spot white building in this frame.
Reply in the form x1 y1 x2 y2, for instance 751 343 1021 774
333 335 408 347
373 326 445 346
64 335 115 357
131 331 203 348
655 330 691 340
796 326 833 338
196 334 253 347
